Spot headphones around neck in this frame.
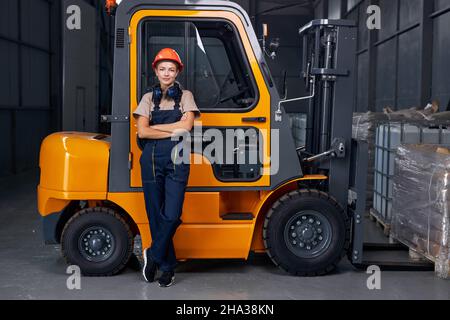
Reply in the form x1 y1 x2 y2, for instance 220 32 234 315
152 82 183 106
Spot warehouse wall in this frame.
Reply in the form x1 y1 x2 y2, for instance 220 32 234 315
0 0 61 177
314 0 450 113
0 0 114 179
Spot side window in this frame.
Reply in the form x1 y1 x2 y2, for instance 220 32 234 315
140 20 257 110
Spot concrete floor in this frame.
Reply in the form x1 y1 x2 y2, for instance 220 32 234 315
0 170 449 300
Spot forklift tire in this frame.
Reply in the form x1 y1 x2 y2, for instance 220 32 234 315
61 207 134 276
263 189 350 276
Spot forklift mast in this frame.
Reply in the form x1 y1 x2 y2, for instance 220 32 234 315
299 20 357 214
300 20 434 270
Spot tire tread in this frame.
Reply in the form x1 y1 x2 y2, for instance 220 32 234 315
263 189 350 277
61 207 134 277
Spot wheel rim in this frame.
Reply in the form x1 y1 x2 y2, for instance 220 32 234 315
283 210 333 259
78 226 115 262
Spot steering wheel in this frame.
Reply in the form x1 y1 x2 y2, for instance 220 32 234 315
219 87 249 104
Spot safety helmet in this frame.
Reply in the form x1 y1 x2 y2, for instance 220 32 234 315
152 48 184 72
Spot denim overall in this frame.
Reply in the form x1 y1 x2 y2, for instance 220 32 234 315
139 98 190 272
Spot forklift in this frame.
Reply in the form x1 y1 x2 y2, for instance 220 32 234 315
38 0 432 276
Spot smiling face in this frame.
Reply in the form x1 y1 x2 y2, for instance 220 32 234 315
154 61 179 89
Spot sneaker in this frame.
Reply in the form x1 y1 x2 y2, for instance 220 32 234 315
142 248 157 283
158 271 175 287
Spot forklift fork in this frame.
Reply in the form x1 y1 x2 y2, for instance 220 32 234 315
350 140 433 271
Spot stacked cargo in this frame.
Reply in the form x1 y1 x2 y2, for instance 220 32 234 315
391 144 450 279
352 103 439 215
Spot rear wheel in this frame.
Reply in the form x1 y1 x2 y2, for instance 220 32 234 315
263 189 350 276
61 207 134 276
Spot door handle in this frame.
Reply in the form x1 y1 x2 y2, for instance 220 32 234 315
242 117 266 123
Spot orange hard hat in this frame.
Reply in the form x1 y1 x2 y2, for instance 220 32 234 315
105 0 117 15
152 48 184 72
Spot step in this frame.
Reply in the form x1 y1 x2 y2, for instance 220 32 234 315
221 212 254 221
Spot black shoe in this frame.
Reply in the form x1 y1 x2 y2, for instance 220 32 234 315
158 271 175 287
142 248 157 283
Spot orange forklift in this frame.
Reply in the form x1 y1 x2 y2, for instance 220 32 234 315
38 0 381 277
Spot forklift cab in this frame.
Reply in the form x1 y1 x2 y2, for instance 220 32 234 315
111 3 302 192
129 13 270 188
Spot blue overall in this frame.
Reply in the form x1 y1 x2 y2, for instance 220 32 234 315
139 99 190 272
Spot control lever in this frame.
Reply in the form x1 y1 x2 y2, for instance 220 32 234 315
275 76 316 122
304 138 346 162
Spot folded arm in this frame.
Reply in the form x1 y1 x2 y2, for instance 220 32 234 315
136 116 172 139
151 112 196 134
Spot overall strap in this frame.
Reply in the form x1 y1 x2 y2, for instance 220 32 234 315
152 84 163 111
171 82 183 111
153 100 161 111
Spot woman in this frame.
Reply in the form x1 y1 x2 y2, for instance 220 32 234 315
133 48 200 287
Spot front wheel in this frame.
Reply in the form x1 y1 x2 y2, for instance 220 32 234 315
61 207 134 276
263 189 350 276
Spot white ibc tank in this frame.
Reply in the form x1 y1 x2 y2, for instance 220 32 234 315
373 123 450 223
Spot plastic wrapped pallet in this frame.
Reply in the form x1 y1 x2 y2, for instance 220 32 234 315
373 123 450 225
391 144 450 279
352 104 444 215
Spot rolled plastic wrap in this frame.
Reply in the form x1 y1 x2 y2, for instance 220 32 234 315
352 109 441 143
391 144 450 279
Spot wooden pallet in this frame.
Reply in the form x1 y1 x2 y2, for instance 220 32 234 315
369 208 391 237
405 245 450 279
